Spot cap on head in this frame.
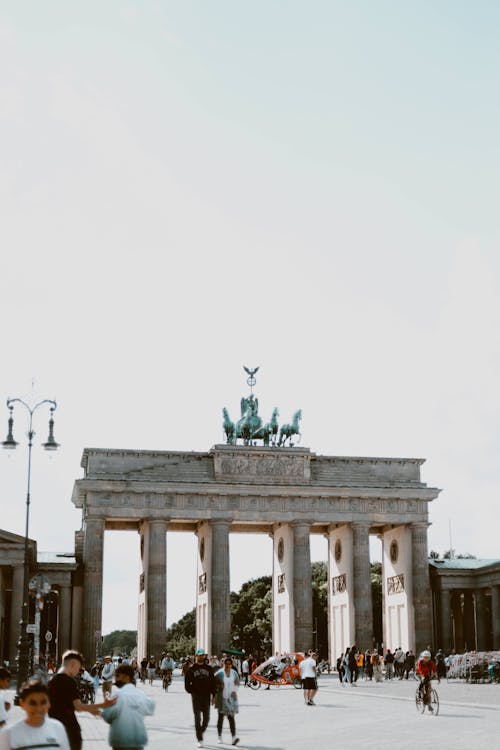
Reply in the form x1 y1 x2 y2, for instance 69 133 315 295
422 650 431 658
195 648 207 656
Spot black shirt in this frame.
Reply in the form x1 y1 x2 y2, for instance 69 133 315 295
184 662 216 697
48 672 81 750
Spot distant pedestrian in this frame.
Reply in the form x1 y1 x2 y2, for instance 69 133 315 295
384 649 394 680
147 657 156 686
102 664 155 750
48 650 116 750
241 658 249 687
371 650 382 682
0 679 69 750
214 657 240 746
102 657 115 696
299 651 318 705
185 649 216 748
336 655 345 686
90 663 101 697
404 650 415 679
0 669 11 728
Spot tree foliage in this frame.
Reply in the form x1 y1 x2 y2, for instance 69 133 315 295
102 630 137 656
230 576 272 657
429 549 476 560
165 607 196 658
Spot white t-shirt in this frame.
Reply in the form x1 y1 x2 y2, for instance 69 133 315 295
0 692 9 723
299 657 316 679
241 660 249 673
0 717 70 750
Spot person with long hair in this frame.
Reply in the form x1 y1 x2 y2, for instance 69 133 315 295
213 658 240 746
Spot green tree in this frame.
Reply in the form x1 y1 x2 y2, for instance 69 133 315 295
102 630 137 656
231 576 272 657
165 608 196 659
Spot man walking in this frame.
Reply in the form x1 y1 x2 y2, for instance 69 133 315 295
299 651 318 706
184 648 216 748
48 650 116 750
241 657 249 687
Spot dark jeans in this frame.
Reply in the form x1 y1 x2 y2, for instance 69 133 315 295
217 712 236 737
192 694 211 741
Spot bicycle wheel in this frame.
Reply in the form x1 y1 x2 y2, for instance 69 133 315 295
292 676 302 689
430 688 439 716
415 688 425 714
248 678 261 690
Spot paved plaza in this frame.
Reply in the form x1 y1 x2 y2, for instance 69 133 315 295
5 673 500 750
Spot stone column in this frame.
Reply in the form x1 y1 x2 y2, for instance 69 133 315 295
352 522 372 648
144 520 167 660
81 516 105 665
9 565 24 665
70 567 83 654
475 589 490 651
292 521 313 652
57 584 72 658
411 522 432 654
463 590 475 651
211 519 231 656
491 585 500 650
439 589 453 651
451 592 464 650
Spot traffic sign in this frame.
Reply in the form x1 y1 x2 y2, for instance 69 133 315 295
45 631 53 642
26 624 36 634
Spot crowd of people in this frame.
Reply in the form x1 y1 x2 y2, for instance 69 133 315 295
0 642 462 750
335 645 418 685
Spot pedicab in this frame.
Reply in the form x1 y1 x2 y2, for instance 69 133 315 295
249 653 304 689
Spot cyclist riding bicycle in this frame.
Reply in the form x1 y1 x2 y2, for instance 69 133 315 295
416 650 437 713
160 653 176 686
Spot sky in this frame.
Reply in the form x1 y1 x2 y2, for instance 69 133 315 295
1 1 499 634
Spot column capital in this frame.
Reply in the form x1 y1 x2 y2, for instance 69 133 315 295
290 519 313 528
351 521 370 530
210 517 231 527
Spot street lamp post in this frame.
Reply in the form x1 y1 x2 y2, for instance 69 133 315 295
2 397 59 690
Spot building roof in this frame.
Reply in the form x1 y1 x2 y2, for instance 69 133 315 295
429 558 500 570
37 551 76 565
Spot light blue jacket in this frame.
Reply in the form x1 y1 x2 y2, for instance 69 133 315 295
102 683 155 748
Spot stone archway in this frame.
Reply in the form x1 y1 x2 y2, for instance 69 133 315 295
71 445 440 664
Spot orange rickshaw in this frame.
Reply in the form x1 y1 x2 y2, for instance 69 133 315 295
249 653 304 689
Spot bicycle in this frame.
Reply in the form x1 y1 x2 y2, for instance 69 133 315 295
415 679 439 715
162 670 172 691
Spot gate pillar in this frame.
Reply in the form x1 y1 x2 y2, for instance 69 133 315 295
138 519 167 660
210 519 231 655
327 524 354 665
292 521 313 652
352 522 373 650
382 525 412 651
196 520 231 655
411 522 432 654
272 524 294 654
196 522 211 654
82 516 105 664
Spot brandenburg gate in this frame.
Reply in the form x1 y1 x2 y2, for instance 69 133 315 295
70 368 439 664
71 443 439 664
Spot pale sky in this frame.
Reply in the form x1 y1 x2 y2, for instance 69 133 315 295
1 1 499 633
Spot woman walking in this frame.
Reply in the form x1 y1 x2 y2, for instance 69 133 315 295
213 658 240 746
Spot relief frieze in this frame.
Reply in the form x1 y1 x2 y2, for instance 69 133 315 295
214 450 310 483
